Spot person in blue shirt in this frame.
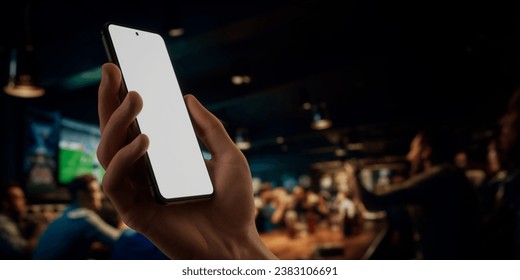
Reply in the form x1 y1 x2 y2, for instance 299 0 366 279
33 174 122 259
111 228 168 260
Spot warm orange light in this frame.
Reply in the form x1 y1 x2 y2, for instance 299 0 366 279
231 75 252 85
311 119 332 130
335 147 347 157
168 28 185 37
4 75 45 98
236 141 251 150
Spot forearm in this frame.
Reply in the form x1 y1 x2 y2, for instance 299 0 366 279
354 167 442 209
352 170 387 211
271 205 286 225
358 187 387 211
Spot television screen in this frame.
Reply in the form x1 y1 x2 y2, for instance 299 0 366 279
58 118 104 184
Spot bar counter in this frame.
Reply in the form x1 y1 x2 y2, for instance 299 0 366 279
260 219 388 260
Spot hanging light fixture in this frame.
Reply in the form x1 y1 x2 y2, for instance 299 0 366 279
310 103 332 130
235 128 251 150
4 0 44 98
168 28 185 37
167 2 185 38
4 47 45 98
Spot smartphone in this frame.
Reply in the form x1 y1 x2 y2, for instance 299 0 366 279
101 23 214 204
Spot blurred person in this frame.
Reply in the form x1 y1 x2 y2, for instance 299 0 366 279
0 183 45 259
291 185 308 218
255 186 287 233
335 192 359 236
315 191 331 221
283 209 299 238
271 188 289 226
112 228 168 260
487 139 503 176
480 90 520 259
33 174 123 259
254 185 272 232
455 147 487 188
454 151 469 169
349 129 481 259
304 190 321 233
99 195 168 260
479 138 507 217
478 137 511 258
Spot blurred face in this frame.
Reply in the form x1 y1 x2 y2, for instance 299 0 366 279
454 152 468 169
499 112 518 158
293 186 305 201
88 181 103 210
6 186 27 216
79 180 103 210
259 189 273 203
406 134 424 175
487 141 501 173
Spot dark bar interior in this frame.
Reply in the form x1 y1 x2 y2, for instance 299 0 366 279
1 0 520 260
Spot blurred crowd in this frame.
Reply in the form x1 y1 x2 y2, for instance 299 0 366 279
2 89 520 259
254 184 363 238
0 175 167 260
255 89 520 260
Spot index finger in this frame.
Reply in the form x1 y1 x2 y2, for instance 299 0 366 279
98 63 123 133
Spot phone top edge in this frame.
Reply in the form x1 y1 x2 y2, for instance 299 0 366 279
103 22 163 37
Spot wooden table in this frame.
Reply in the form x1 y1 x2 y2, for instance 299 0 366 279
260 220 388 260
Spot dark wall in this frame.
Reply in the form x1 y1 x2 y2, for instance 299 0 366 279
1 94 25 185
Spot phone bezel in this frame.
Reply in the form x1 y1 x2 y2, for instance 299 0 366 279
101 22 214 204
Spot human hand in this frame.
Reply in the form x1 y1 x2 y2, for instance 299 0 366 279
97 63 275 259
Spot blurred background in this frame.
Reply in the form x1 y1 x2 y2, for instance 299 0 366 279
1 0 520 259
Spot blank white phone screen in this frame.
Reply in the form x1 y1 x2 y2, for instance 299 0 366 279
107 24 213 200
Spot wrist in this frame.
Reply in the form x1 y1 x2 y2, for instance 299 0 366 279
142 223 277 260
236 227 278 260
